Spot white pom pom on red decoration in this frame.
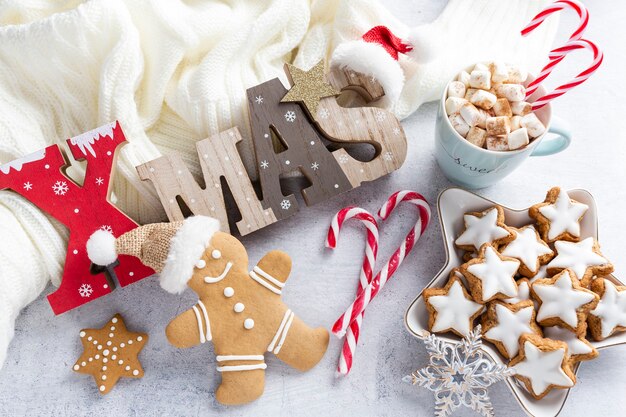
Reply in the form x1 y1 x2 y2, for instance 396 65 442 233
406 26 436 64
86 229 118 266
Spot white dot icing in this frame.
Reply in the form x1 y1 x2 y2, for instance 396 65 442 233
224 287 234 297
485 304 536 357
137 336 143 342
455 208 511 251
212 250 222 259
195 259 206 269
501 227 552 273
538 189 588 240
244 318 255 329
112 318 118 324
133 370 139 376
79 331 86 338
533 271 597 328
234 303 245 313
467 246 519 300
125 366 131 371
547 238 608 280
100 385 106 392
512 341 574 396
102 375 107 380
73 364 80 370
590 280 626 339
427 279 482 337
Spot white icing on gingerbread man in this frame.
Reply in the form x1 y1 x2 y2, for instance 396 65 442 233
538 189 588 241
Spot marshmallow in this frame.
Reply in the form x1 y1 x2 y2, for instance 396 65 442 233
469 70 491 90
447 81 466 98
465 88 478 101
486 116 511 136
476 108 490 129
460 102 482 127
494 84 526 102
511 101 532 116
493 98 512 117
474 63 489 72
489 61 508 83
520 113 546 138
507 66 528 83
510 115 522 131
466 126 487 148
507 127 530 150
449 113 470 137
486 135 509 151
457 71 471 87
445 97 467 116
470 89 497 110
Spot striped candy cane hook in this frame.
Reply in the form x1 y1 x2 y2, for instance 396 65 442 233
326 207 379 376
332 191 431 338
530 39 603 110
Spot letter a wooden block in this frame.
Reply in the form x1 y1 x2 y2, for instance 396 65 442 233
0 122 153 314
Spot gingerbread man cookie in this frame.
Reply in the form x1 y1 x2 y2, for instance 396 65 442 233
529 187 588 243
454 206 514 252
87 216 329 405
461 244 520 303
587 277 626 341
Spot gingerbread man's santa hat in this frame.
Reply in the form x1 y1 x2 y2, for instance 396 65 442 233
331 25 434 106
86 216 220 294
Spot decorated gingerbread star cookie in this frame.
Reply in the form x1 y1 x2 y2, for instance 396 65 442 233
461 244 520 303
510 334 575 400
73 314 147 394
529 187 588 243
500 226 553 277
454 206 514 252
546 237 613 286
543 325 598 363
587 278 626 341
531 269 599 334
423 271 483 337
481 300 542 359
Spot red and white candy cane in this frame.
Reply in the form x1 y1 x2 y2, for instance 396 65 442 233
332 191 431 337
326 207 379 376
530 39 603 110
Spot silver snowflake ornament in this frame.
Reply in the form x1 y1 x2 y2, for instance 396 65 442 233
403 325 515 417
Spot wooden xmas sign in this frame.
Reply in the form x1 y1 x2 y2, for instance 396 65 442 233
0 60 407 315
137 61 407 234
0 123 153 315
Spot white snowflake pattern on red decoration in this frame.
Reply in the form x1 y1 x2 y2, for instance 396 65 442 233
79 284 93 298
100 225 113 233
52 180 69 196
95 177 104 186
23 182 32 191
284 111 296 122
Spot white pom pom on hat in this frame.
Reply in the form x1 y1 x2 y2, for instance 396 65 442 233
330 25 435 106
86 229 118 267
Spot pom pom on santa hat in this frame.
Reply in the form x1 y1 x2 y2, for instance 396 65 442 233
86 216 221 294
330 25 435 105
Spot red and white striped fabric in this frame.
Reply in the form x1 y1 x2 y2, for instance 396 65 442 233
331 191 431 338
326 207 379 376
522 0 589 97
529 39 603 110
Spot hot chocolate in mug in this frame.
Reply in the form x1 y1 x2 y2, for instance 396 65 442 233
434 67 572 189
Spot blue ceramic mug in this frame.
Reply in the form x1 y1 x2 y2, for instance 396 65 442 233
434 70 572 189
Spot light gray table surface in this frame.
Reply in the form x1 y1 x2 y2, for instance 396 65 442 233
1 1 625 416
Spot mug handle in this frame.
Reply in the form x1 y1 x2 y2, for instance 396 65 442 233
530 115 572 157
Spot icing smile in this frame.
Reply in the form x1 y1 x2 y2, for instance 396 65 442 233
204 262 233 284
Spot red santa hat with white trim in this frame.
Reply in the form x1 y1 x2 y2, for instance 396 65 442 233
331 26 434 106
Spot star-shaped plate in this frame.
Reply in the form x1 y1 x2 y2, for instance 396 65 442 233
404 187 626 417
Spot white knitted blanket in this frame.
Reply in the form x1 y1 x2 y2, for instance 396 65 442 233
0 0 557 367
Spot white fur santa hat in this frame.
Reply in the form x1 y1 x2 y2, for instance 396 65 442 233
330 25 435 106
86 216 220 294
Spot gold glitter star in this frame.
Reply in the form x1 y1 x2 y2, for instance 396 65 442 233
281 60 339 118
73 314 148 394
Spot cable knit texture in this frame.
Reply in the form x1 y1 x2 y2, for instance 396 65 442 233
0 0 557 367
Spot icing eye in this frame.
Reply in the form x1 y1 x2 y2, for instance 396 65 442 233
195 260 206 269
212 250 222 259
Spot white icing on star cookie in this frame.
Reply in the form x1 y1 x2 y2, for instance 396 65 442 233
531 187 588 242
501 226 552 276
547 237 612 283
464 245 519 302
506 279 531 304
483 302 540 358
543 326 596 361
511 337 575 399
424 275 483 337
531 270 598 332
455 207 512 252
589 279 626 340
